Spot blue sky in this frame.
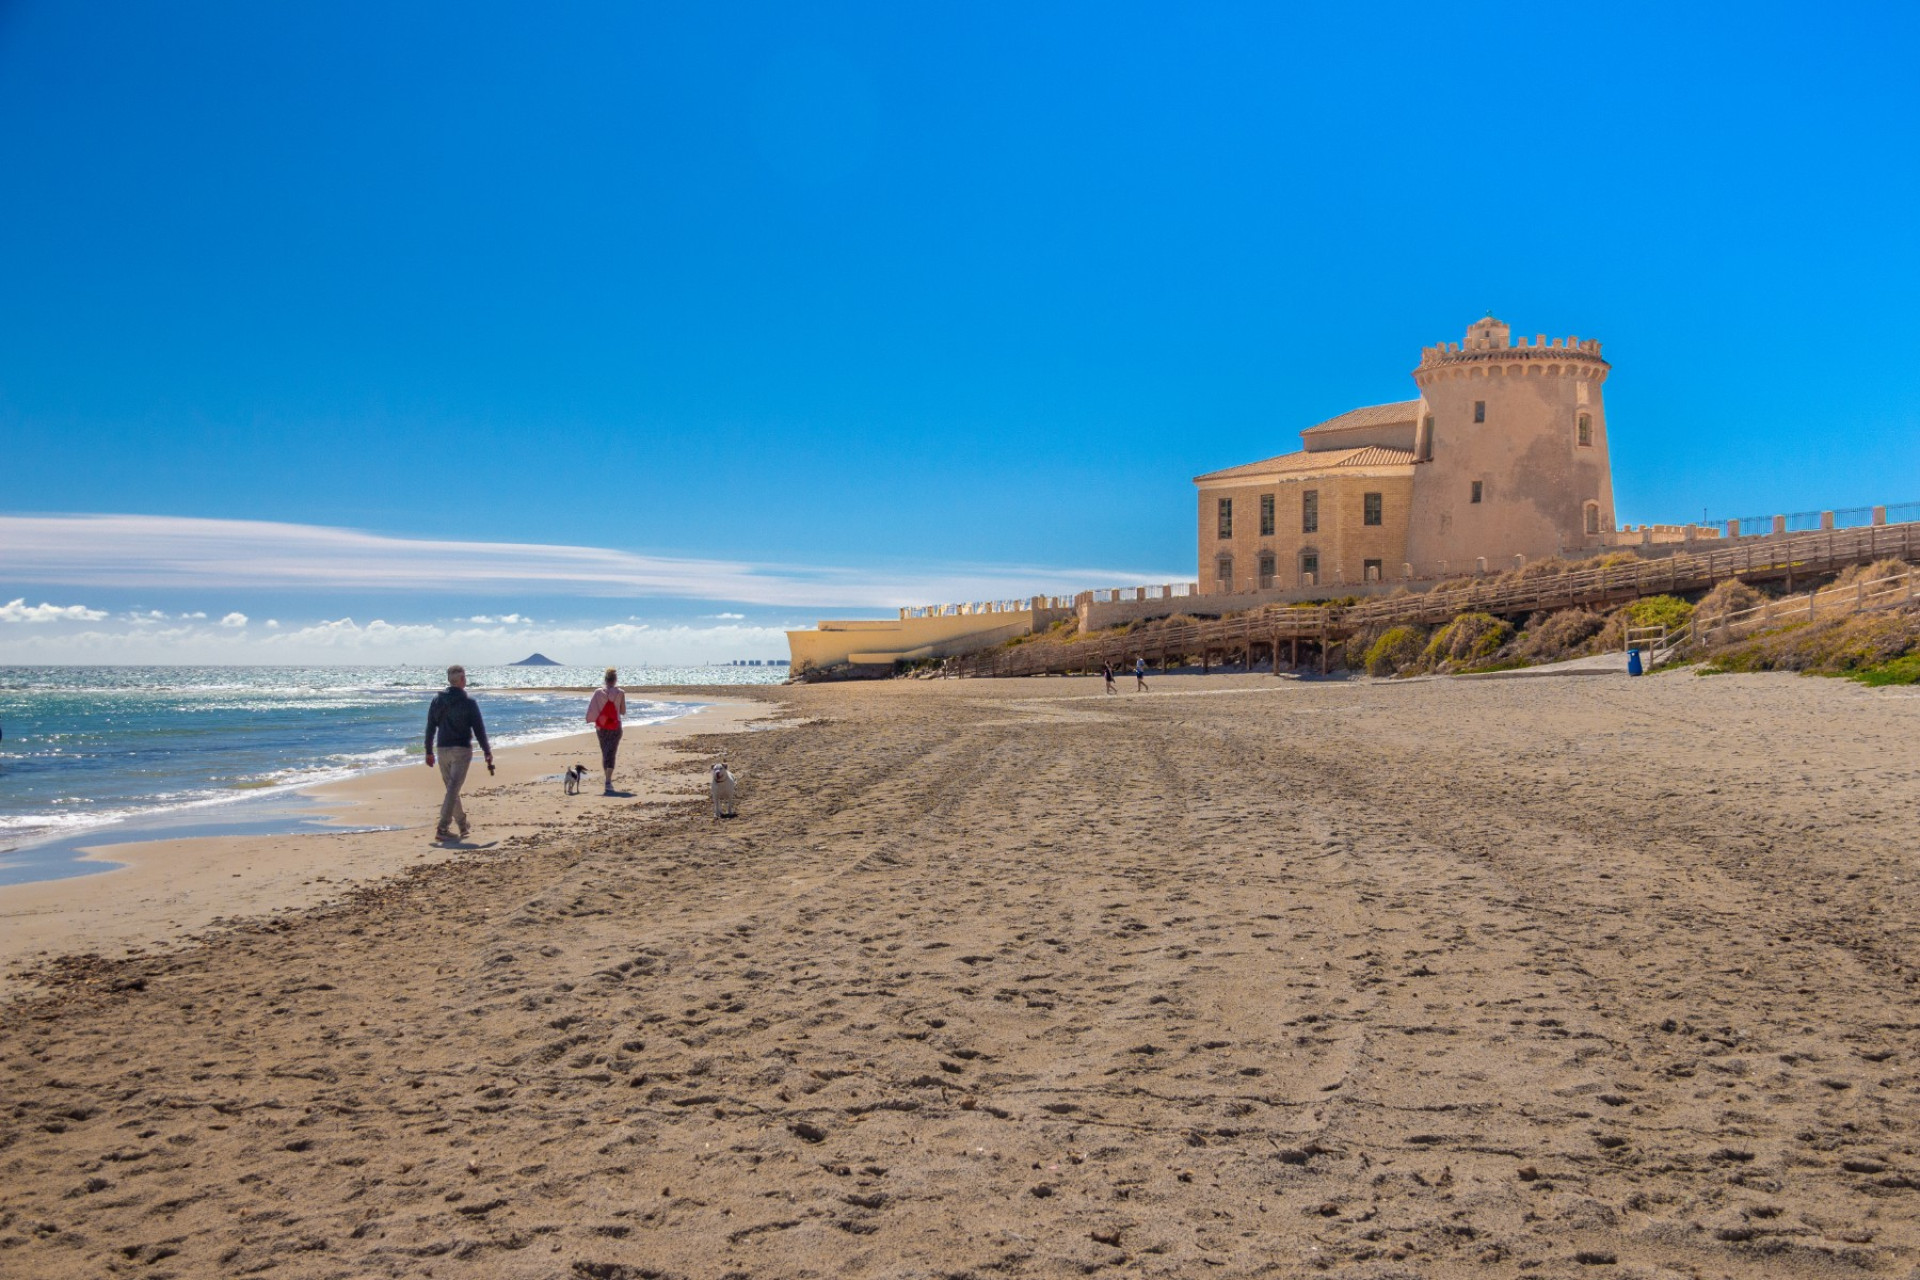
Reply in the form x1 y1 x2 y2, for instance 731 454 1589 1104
2 2 1917 662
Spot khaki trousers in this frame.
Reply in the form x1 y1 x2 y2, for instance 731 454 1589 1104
436 746 473 835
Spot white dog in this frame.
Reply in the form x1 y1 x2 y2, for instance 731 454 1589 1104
563 764 588 796
710 762 738 819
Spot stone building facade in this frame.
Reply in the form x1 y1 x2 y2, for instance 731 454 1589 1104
1194 316 1615 594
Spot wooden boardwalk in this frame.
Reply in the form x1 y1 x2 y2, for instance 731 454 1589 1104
950 520 1920 678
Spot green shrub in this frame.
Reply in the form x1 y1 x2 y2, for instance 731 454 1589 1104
1364 625 1427 677
1624 594 1693 633
1418 612 1513 672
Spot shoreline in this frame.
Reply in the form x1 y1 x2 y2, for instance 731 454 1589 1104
0 687 722 868
0 694 773 1000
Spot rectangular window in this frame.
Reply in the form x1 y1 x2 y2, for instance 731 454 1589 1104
1473 400 1486 424
1217 497 1233 538
1259 493 1275 536
1216 556 1234 588
1421 415 1435 461
1363 559 1382 582
1470 480 1483 504
1577 413 1593 447
1300 553 1318 584
1363 492 1382 526
1302 489 1319 533
1258 552 1275 589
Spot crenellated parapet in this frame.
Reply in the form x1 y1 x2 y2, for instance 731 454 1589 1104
1413 334 1609 385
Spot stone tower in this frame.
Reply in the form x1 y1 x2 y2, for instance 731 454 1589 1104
1404 316 1615 568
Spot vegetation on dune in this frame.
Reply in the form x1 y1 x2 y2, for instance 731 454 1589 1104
981 554 1919 686
1417 612 1513 672
1700 609 1920 681
1850 653 1920 686
1363 625 1427 677
1508 608 1606 662
1833 557 1913 589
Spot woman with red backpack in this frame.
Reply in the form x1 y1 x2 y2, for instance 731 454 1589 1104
584 668 627 794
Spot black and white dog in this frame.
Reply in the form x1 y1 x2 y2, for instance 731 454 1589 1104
563 764 589 796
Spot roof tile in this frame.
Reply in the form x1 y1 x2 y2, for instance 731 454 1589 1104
1194 444 1415 483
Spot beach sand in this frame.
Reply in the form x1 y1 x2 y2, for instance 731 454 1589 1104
1 671 1917 1278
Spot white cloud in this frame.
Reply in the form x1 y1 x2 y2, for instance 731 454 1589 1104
466 613 531 624
219 612 249 628
265 619 280 628
0 597 108 624
711 612 745 619
0 614 793 666
183 611 207 620
0 513 1175 609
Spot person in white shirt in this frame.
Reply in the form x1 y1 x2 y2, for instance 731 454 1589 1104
584 668 627 794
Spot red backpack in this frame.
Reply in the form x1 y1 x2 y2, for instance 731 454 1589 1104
595 691 621 731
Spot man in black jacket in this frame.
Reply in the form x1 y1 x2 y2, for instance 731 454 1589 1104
424 665 493 842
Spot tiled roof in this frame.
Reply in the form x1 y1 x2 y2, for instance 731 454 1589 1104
1194 444 1416 484
1299 399 1421 437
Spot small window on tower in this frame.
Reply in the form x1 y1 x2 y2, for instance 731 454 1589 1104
1584 502 1601 536
1473 401 1486 424
1260 493 1275 536
1363 492 1383 526
1471 480 1483 504
1217 497 1233 539
1577 413 1593 447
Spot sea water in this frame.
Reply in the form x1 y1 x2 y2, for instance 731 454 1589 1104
0 664 784 885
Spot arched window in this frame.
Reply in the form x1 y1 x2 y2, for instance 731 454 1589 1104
1577 412 1593 447
1216 555 1234 591
1583 501 1601 536
1257 552 1276 589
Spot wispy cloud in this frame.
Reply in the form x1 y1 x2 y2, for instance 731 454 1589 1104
0 514 1177 609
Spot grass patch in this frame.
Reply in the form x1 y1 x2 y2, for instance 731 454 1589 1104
1848 653 1920 686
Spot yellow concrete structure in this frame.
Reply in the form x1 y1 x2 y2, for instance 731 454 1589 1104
1196 316 1617 593
786 606 1055 676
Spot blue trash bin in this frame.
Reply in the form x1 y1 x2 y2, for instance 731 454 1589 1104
1627 647 1643 677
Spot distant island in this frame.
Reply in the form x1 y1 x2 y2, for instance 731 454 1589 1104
508 653 562 667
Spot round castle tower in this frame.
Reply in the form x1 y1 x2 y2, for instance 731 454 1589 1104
1404 316 1615 570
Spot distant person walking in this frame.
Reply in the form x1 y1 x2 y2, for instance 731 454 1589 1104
1134 656 1149 692
586 668 626 794
1102 660 1117 695
424 665 492 843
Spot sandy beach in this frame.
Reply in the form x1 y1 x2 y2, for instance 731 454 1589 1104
2 671 1917 1278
